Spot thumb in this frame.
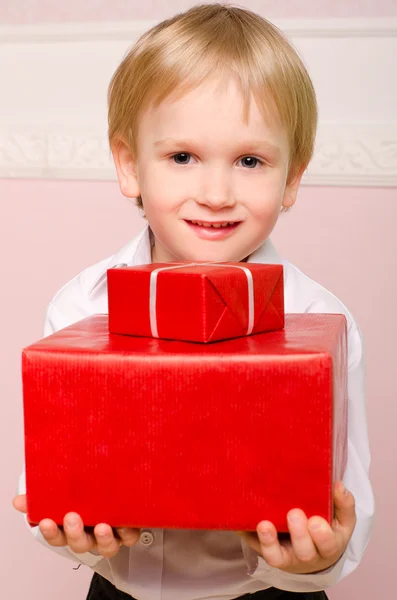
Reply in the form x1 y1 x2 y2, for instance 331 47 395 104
12 494 27 514
333 481 356 533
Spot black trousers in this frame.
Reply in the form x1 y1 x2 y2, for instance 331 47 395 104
86 572 328 600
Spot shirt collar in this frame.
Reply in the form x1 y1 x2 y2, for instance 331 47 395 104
88 224 152 295
246 236 283 265
88 223 284 295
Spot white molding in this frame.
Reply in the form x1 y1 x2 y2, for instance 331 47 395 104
1 18 396 187
1 19 397 43
1 124 396 187
306 124 397 187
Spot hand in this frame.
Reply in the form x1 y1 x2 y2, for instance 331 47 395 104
13 494 140 558
237 481 356 574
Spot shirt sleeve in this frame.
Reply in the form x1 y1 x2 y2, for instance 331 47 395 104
242 320 375 592
18 301 104 569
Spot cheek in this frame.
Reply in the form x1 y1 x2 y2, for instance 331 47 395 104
247 192 284 222
140 183 175 213
140 164 187 212
241 172 286 213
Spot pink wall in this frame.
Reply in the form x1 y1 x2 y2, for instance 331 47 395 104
2 178 396 598
1 0 397 23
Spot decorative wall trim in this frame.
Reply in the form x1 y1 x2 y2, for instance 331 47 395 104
306 125 397 187
1 18 397 43
1 125 396 187
0 19 396 187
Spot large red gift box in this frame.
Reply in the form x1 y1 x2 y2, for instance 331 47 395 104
22 313 347 532
107 262 284 343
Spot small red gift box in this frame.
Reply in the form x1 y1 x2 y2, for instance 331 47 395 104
22 313 347 532
107 262 284 343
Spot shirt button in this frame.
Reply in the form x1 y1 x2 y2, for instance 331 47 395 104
140 530 154 546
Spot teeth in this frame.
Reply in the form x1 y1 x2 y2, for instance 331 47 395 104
190 220 236 228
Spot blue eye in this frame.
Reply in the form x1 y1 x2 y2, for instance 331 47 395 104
172 153 191 165
171 153 263 168
240 156 261 168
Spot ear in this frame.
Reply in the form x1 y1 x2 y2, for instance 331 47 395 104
281 166 305 209
111 138 141 199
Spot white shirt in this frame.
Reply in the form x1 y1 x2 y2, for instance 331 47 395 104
18 224 374 599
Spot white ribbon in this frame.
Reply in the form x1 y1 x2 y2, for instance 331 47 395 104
149 263 254 338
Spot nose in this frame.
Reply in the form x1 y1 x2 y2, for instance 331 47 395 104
196 166 236 210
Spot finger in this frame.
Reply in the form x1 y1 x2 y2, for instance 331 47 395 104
307 516 339 560
12 494 27 513
94 524 121 558
64 513 95 554
115 527 140 548
39 519 68 547
287 509 318 564
256 521 291 569
334 481 357 533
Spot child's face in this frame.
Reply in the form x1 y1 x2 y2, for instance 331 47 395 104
114 76 302 263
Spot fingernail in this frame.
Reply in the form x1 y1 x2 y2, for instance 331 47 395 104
96 530 108 538
66 516 79 528
41 525 52 535
308 519 325 531
287 512 300 524
258 529 272 542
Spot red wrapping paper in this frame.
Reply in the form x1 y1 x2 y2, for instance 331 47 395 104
107 262 284 343
22 313 347 532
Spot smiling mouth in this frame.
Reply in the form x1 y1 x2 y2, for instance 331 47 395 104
185 220 240 229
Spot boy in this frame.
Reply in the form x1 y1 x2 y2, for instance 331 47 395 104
13 4 374 600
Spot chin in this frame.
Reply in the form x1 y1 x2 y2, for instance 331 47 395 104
179 250 244 263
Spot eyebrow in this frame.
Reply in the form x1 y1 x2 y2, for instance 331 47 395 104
154 137 281 159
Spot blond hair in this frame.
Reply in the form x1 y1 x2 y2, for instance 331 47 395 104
108 3 317 208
